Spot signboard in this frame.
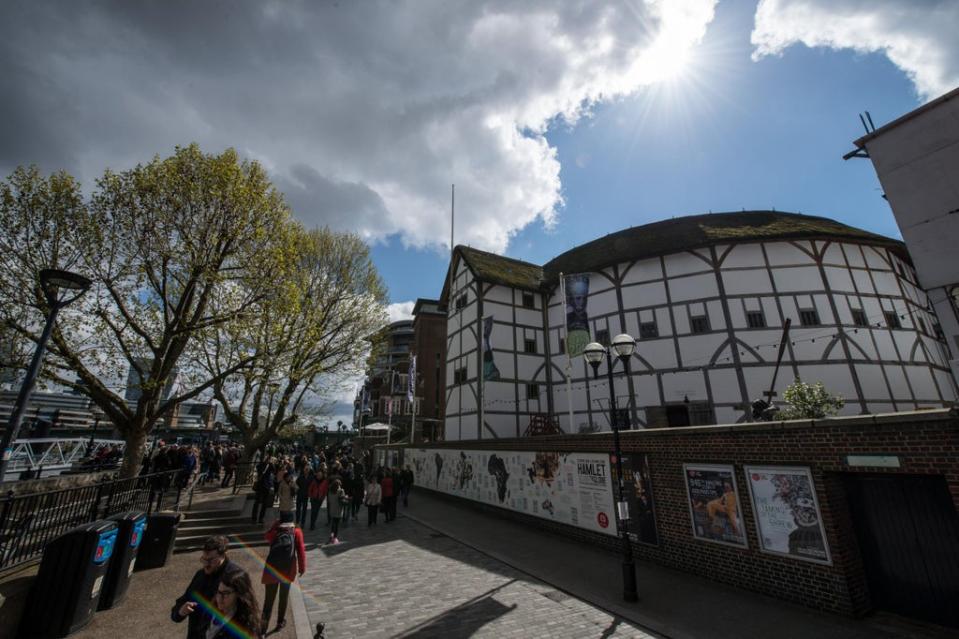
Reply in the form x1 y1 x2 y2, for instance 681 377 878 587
744 465 831 564
611 453 658 545
682 464 747 547
407 448 616 536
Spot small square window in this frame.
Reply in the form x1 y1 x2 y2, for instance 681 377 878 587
746 311 766 329
639 321 658 339
690 316 710 334
596 329 610 347
559 337 566 354
934 323 945 340
522 292 535 309
526 383 539 400
885 311 901 329
454 367 468 385
524 338 537 354
799 309 820 327
455 294 467 311
851 308 868 327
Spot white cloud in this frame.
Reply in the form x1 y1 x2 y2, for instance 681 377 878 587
751 0 959 100
387 301 416 323
0 0 717 254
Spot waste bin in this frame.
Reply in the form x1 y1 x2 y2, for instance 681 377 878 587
134 511 180 570
98 511 147 610
20 520 118 638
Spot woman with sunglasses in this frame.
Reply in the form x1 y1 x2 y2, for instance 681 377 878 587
208 569 263 639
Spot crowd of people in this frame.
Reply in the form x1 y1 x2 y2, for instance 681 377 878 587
170 441 415 638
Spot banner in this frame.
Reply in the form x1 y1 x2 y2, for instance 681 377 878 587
564 274 590 357
745 465 831 564
482 316 500 381
683 464 747 547
407 355 416 403
407 448 617 536
611 453 658 545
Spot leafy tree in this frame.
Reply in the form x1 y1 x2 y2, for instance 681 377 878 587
201 225 387 462
0 146 292 476
779 379 844 420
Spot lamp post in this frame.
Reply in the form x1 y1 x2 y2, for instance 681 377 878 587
85 400 101 459
583 333 639 603
0 269 91 479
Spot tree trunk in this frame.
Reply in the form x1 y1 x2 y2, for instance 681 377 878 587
119 425 148 479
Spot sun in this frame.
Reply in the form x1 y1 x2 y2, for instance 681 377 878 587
641 34 696 84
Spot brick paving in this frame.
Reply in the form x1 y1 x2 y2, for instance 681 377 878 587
297 514 655 638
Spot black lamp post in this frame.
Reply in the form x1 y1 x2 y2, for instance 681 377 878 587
0 268 91 479
583 333 639 603
85 401 101 459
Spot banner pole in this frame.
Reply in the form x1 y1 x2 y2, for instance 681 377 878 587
560 273 574 433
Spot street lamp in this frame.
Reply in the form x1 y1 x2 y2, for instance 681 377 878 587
583 333 639 603
0 268 92 478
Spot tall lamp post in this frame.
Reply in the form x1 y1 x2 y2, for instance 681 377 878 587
0 268 91 478
583 334 639 603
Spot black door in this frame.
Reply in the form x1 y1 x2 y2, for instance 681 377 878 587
666 405 690 427
843 474 959 627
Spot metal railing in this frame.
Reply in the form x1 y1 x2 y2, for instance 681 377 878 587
0 469 184 573
2 437 126 481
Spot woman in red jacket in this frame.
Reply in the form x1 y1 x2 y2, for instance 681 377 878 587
261 520 306 631
380 470 395 522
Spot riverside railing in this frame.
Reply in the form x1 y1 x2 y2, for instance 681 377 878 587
0 469 185 573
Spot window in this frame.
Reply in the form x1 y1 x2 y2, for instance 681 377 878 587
851 308 868 327
453 367 467 385
596 329 610 346
524 338 537 354
934 323 945 341
917 316 927 335
639 321 658 339
885 311 901 329
521 292 535 309
690 315 710 334
455 294 467 311
746 311 766 329
559 337 565 354
526 383 539 400
799 309 820 326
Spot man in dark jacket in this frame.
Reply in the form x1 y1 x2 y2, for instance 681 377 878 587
171 535 243 639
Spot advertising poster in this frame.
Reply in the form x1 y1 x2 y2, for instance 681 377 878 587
564 274 590 357
482 316 500 381
683 464 747 547
408 448 617 536
611 453 658 545
745 466 831 564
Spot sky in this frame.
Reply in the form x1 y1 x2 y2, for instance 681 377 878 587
2 0 958 424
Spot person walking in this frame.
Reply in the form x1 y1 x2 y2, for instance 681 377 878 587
295 466 312 528
277 466 297 523
251 458 276 525
364 475 382 527
350 471 364 521
221 444 238 489
380 469 395 522
308 469 327 531
261 520 306 632
171 535 244 639
401 465 415 508
207 569 264 639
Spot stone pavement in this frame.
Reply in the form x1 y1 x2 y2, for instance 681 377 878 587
296 490 951 639
297 513 654 638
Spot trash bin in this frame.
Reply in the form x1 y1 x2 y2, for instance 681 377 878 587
98 511 147 610
20 520 118 638
134 511 180 571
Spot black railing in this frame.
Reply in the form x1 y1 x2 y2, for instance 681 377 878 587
0 469 183 573
232 462 255 495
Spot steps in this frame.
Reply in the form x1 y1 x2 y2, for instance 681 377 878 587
174 494 268 553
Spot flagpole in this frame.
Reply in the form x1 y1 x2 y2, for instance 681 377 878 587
560 273 574 433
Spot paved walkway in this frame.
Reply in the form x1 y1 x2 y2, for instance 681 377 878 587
297 490 950 639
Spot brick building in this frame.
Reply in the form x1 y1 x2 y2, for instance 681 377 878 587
412 298 447 442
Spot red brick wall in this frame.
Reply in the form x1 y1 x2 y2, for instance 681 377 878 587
391 410 959 617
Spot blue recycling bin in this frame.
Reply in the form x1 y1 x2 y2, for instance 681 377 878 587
98 511 147 610
20 520 118 638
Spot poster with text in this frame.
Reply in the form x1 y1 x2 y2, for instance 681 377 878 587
611 453 659 545
745 465 831 564
407 448 617 536
683 464 747 547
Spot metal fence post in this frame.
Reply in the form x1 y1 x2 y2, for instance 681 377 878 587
0 490 14 538
90 482 105 523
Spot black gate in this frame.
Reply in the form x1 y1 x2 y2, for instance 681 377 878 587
842 473 959 628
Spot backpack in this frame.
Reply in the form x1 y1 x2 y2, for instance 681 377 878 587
266 527 295 573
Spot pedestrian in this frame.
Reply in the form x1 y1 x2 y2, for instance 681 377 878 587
380 469 395 522
261 520 306 632
326 478 348 544
350 471 364 521
277 466 297 522
251 458 276 525
171 535 244 639
364 475 382 527
401 465 415 508
207 568 264 639
296 466 313 528
307 468 327 531
221 444 238 489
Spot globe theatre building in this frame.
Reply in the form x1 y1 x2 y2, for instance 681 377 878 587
440 211 957 440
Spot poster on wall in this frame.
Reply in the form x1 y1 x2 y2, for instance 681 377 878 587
682 464 747 547
564 274 590 357
744 465 831 564
482 316 500 381
407 448 617 536
611 453 658 545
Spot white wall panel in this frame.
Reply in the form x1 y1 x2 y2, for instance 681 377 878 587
766 242 816 265
669 273 719 302
723 269 774 296
620 259 664 284
824 267 855 292
883 366 912 401
664 251 712 277
855 364 891 400
721 243 765 268
622 281 668 306
772 266 822 292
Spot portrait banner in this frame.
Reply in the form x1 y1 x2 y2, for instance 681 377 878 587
482 315 500 381
611 453 659 545
745 465 831 564
683 464 747 548
407 448 617 536
564 274 590 357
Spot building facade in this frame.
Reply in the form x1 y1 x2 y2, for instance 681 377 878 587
848 86 959 384
354 320 419 438
412 298 447 442
441 211 957 441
